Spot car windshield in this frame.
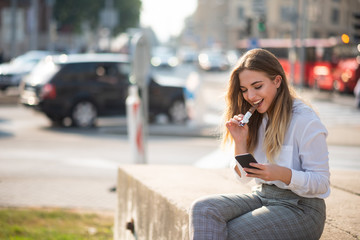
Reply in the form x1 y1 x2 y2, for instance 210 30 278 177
11 51 54 72
25 57 60 85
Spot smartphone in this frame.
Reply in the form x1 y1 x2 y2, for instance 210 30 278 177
235 154 259 171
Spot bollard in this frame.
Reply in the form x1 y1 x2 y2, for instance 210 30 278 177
126 85 145 164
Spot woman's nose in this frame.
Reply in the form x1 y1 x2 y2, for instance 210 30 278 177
247 89 257 101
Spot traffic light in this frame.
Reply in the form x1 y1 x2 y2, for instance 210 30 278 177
258 16 266 32
353 12 360 43
341 34 350 44
246 17 253 36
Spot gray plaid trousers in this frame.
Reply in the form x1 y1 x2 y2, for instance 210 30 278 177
189 184 326 240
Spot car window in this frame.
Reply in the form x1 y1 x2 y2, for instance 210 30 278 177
58 63 97 83
61 63 97 74
96 63 117 76
95 62 130 85
54 61 130 85
25 59 60 85
117 62 131 76
95 63 119 85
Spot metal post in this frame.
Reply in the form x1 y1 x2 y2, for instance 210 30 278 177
105 0 114 51
126 85 144 164
299 0 307 88
29 0 39 50
289 0 298 85
129 32 151 164
46 0 55 51
10 0 17 58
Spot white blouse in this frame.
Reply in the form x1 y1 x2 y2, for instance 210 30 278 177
233 99 330 199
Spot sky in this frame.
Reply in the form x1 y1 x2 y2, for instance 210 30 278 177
140 0 197 42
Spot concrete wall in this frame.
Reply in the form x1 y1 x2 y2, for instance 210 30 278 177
114 166 191 239
114 165 360 240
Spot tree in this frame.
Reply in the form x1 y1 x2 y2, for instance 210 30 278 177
114 0 142 33
53 0 141 34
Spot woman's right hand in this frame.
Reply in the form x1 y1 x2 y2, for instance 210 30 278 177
225 114 249 154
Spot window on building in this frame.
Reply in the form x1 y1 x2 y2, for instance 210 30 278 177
331 8 339 24
238 30 243 40
237 7 245 20
313 31 321 38
280 7 291 21
328 32 337 38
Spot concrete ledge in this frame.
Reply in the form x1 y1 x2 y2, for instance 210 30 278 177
114 165 359 240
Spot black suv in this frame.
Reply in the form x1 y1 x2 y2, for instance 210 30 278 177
20 53 187 127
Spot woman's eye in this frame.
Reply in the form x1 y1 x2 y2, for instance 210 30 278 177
240 89 247 93
255 85 262 90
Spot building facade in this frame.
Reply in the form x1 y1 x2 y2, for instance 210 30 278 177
0 0 53 60
189 0 360 50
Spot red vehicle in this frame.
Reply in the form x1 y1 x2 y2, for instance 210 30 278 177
312 61 335 91
236 38 338 88
331 44 360 94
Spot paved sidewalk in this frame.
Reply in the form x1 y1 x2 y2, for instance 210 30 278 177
323 169 360 239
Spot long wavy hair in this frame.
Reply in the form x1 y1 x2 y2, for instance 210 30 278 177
222 48 297 163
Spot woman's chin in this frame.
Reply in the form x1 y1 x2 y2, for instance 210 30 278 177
257 109 266 114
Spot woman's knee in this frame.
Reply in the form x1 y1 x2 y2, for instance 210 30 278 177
190 196 215 216
190 195 226 221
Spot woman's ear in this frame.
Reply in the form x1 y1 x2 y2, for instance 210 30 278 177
274 75 282 88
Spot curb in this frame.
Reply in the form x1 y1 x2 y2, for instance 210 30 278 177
99 123 221 138
100 122 360 147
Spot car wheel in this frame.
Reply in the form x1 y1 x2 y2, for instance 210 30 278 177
46 114 64 127
71 101 97 128
51 118 64 127
168 100 187 123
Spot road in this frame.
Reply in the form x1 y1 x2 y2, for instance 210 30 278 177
0 64 359 211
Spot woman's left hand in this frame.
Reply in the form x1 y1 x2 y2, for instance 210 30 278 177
243 163 292 185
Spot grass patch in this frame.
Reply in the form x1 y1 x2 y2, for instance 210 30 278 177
0 207 114 240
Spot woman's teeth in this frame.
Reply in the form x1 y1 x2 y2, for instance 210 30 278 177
254 99 262 105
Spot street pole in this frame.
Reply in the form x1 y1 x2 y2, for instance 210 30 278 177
105 0 114 51
128 32 151 164
10 0 17 58
289 0 298 85
30 0 39 50
299 0 308 88
46 0 55 51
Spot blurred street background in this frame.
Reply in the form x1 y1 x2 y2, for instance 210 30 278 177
0 0 360 212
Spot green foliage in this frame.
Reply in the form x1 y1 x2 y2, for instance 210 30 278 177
114 0 142 33
0 208 113 240
53 0 141 34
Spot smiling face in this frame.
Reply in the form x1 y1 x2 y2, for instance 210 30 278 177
238 69 281 114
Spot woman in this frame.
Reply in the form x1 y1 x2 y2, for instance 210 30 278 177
189 49 330 240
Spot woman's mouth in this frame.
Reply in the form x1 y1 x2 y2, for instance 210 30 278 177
253 99 263 107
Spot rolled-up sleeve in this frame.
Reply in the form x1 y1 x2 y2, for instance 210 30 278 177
288 119 330 198
231 158 253 184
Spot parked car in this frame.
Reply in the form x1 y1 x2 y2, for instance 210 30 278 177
177 47 198 64
20 53 187 127
150 46 179 68
198 49 230 71
331 43 360 93
332 58 360 93
312 62 335 91
0 50 55 91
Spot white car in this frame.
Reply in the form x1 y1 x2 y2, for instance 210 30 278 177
198 49 230 71
0 50 56 91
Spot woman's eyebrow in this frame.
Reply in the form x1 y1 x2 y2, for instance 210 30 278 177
240 80 263 88
250 80 263 85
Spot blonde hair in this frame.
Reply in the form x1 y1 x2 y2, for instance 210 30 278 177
222 49 296 163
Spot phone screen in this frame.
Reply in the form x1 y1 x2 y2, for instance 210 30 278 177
235 154 259 170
